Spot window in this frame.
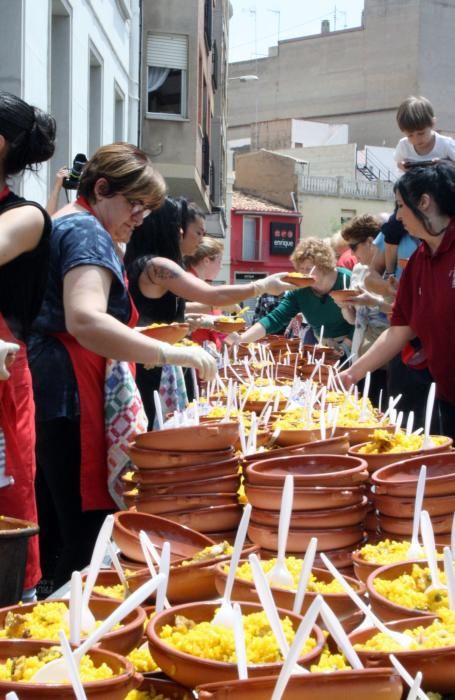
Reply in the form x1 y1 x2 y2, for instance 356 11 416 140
88 46 103 156
242 217 261 261
147 34 188 118
340 208 356 225
114 84 125 141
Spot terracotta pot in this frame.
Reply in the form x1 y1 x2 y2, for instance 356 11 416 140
159 504 243 534
242 444 310 464
329 289 362 303
0 640 141 699
371 451 455 497
378 510 453 536
133 473 240 496
214 562 366 622
349 615 455 693
128 445 235 470
132 456 239 485
250 496 368 529
245 454 369 488
244 482 366 511
139 675 192 699
113 511 214 564
134 420 240 452
0 598 145 656
374 490 455 518
146 601 324 688
197 667 402 700
248 521 364 552
128 544 259 604
299 343 341 364
351 543 446 585
140 322 189 344
213 319 246 333
274 427 322 446
244 399 287 413
348 436 453 474
81 569 126 601
366 559 444 621
334 424 395 446
300 434 350 455
124 492 238 515
299 364 330 382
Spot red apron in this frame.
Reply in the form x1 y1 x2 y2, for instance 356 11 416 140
0 315 41 589
54 296 139 511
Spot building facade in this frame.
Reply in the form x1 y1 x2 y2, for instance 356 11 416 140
228 0 455 149
141 0 231 235
0 0 140 207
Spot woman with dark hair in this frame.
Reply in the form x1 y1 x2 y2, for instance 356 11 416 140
0 90 56 598
28 145 218 591
125 196 291 427
340 163 455 437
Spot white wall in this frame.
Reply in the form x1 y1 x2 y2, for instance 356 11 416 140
291 120 349 147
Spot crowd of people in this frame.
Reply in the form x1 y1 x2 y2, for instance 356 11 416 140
1 88 455 601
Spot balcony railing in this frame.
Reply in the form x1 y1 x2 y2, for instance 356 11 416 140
202 134 210 186
204 0 213 51
298 174 394 201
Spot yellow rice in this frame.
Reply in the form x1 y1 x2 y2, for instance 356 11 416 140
358 429 447 454
373 563 449 612
127 645 159 673
355 609 455 652
231 557 346 593
0 647 113 683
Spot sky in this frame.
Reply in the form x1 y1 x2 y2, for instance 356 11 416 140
229 0 365 63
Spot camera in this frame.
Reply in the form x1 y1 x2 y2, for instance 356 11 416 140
63 153 88 190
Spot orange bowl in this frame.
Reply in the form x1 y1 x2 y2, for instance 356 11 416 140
134 421 240 452
282 273 315 288
213 319 246 333
274 427 321 446
214 562 366 623
123 492 238 515
245 454 369 488
351 543 446 585
244 481 366 511
113 511 214 564
0 640 141 699
371 451 455 497
158 503 243 533
131 455 239 483
197 667 402 700
132 472 240 495
128 444 236 470
140 322 189 344
0 598 145 656
146 601 324 688
374 489 455 518
348 436 452 474
248 521 364 552
333 424 395 446
139 675 192 699
300 434 350 455
349 615 455 693
250 496 368 529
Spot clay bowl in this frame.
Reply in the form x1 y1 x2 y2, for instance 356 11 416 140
81 569 126 601
133 456 239 485
300 343 341 364
300 433 350 455
159 504 243 533
378 510 453 536
379 528 451 545
299 363 330 382
274 427 321 446
140 322 189 344
282 273 315 288
241 443 310 464
124 492 238 514
214 562 365 623
128 543 259 604
134 420 240 452
333 424 395 446
146 601 324 688
248 521 363 553
139 675 192 700
374 490 455 518
245 399 287 413
244 482 366 511
349 615 455 693
0 640 141 700
0 598 145 656
348 436 453 474
265 336 301 351
245 454 369 488
197 667 402 700
250 495 368 529
371 451 455 497
128 444 235 470
113 510 214 564
351 543 446 585
366 559 444 622
133 473 240 496
213 319 246 333
329 288 362 303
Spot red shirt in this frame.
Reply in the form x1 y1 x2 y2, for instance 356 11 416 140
391 218 455 404
338 249 357 270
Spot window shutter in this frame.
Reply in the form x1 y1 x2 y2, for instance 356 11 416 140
147 34 188 70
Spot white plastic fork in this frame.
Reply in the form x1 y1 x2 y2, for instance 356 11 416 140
420 510 446 593
452 512 455 559
292 537 317 615
422 382 436 449
6 693 21 700
389 655 430 700
58 629 87 700
358 371 371 422
267 474 294 589
406 464 427 560
320 600 363 670
212 503 252 628
232 603 248 680
443 547 455 610
320 553 413 648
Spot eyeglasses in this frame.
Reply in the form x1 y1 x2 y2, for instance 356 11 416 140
124 196 151 218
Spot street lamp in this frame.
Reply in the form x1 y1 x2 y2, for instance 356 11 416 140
228 74 258 82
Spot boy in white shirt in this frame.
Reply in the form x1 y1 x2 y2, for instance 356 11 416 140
394 95 455 172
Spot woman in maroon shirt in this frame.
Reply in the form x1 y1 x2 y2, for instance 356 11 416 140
340 163 455 438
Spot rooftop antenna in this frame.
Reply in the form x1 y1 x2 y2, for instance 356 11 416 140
268 8 281 45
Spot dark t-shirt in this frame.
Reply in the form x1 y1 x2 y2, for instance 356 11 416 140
28 212 131 421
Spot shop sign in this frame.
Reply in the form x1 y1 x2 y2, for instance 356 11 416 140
269 222 297 256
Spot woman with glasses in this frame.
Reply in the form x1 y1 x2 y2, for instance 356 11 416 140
28 144 218 591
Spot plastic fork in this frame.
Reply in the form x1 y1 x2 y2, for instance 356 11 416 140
443 547 455 610
293 537 317 614
267 475 294 589
389 655 430 700
6 693 21 700
422 382 436 449
232 603 248 680
69 571 82 646
406 464 427 560
153 390 164 429
212 503 252 627
420 510 446 593
358 371 371 422
106 541 130 598
320 600 363 670
58 629 87 700
320 553 413 648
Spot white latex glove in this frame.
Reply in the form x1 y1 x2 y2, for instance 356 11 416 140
252 272 294 296
219 303 242 313
0 340 20 380
185 314 215 331
146 343 218 381
225 332 242 346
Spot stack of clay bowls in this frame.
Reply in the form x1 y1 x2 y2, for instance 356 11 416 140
125 421 243 542
371 451 455 543
244 453 369 571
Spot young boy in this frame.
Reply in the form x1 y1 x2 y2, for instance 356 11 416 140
394 95 455 172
